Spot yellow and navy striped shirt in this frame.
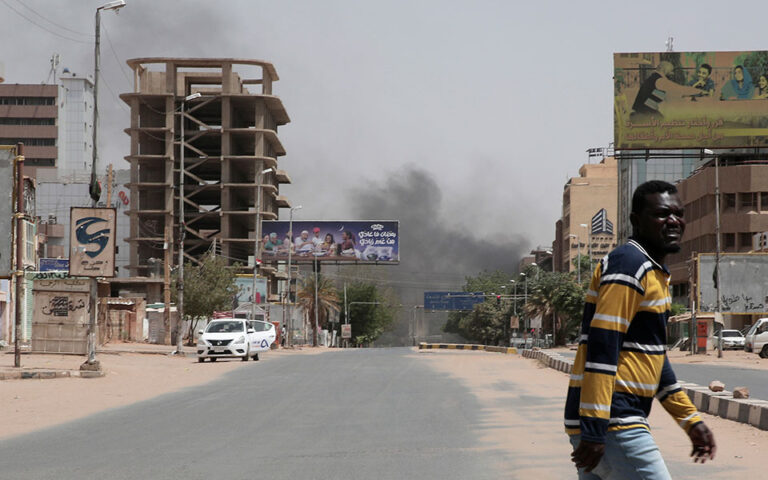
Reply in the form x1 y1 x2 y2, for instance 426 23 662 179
564 240 702 443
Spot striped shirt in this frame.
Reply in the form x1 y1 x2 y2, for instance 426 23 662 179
564 240 702 443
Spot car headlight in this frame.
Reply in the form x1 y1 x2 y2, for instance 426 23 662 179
234 335 246 344
197 337 208 346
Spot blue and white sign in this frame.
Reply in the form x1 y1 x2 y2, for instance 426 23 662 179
424 291 485 311
39 258 70 272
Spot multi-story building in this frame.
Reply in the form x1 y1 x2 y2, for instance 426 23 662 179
120 58 292 300
667 159 768 330
0 83 58 177
555 155 618 273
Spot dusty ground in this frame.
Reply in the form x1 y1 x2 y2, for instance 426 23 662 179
0 342 320 440
419 348 768 479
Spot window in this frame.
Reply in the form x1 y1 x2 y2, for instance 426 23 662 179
723 193 736 211
740 192 757 212
761 192 768 211
0 117 55 125
0 96 55 106
724 233 735 250
739 232 753 251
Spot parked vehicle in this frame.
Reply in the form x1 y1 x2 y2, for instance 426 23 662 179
711 329 745 350
197 318 276 362
744 318 768 357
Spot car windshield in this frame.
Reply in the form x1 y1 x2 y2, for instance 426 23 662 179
206 321 244 333
722 330 742 338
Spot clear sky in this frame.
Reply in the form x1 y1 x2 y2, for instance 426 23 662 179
2 0 766 286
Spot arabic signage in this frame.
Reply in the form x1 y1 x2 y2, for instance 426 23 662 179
424 292 485 311
0 147 14 277
260 221 399 264
698 253 768 314
69 207 116 277
341 324 352 339
615 51 768 149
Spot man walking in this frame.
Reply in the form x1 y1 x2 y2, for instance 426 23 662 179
565 180 716 479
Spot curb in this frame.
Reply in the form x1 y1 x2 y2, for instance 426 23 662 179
418 343 518 355
520 349 768 431
0 369 106 380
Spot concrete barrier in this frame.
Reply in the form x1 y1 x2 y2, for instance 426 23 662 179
418 343 517 355
520 348 768 432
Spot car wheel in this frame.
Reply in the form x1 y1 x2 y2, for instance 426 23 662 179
197 357 204 363
210 357 217 362
760 345 768 359
242 346 250 361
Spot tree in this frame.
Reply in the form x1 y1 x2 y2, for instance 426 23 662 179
172 251 239 345
443 270 513 344
296 274 340 347
338 281 397 346
523 271 585 346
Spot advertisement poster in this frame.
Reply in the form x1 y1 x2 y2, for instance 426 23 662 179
233 275 268 305
0 147 14 277
260 220 399 264
69 207 116 277
615 51 768 149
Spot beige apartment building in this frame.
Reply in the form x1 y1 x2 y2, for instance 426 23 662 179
555 156 618 273
667 160 768 324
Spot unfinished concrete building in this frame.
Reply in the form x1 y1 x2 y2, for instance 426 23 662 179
120 58 291 299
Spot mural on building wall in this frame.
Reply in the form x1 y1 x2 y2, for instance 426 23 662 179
615 51 768 149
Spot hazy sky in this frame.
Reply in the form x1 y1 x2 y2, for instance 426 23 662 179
2 0 766 287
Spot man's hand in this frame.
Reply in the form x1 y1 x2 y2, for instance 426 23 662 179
571 439 605 472
688 423 716 463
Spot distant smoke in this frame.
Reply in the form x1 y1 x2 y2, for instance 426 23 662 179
350 165 529 293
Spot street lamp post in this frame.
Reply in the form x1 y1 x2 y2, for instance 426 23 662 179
91 0 126 206
580 223 591 272
705 148 724 357
175 92 201 355
568 233 581 283
285 205 302 347
252 167 273 321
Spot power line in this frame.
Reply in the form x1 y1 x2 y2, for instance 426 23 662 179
10 0 92 38
0 0 91 44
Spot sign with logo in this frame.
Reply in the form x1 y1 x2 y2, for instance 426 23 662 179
69 207 116 277
341 324 352 339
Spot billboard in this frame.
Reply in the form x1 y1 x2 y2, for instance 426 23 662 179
424 292 485 311
615 51 768 149
260 221 399 264
69 207 117 277
0 147 14 277
233 275 268 306
698 253 768 314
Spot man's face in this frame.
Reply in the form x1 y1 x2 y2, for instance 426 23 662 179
698 67 710 81
301 232 309 240
631 191 686 259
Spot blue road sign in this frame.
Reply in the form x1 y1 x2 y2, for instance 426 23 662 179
424 291 485 311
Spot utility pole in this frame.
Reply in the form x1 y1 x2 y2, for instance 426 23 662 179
13 143 24 368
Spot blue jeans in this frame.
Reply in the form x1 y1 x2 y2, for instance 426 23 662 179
568 429 671 480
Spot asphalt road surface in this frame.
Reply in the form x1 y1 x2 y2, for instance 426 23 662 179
0 348 511 480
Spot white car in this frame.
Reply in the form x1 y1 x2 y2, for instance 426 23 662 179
713 329 745 350
197 318 276 362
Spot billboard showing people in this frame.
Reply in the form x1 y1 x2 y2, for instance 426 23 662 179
260 221 399 264
615 51 768 149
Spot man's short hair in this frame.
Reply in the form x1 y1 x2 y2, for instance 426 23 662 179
631 180 678 214
700 63 712 75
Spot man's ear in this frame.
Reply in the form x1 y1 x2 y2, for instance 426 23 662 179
629 211 638 231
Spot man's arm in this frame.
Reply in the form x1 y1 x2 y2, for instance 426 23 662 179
656 355 716 462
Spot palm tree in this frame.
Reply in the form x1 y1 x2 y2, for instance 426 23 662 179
297 273 341 346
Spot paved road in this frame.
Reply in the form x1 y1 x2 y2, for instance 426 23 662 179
0 348 507 480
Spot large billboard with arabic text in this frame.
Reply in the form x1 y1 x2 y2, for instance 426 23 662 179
260 221 399 264
615 51 768 149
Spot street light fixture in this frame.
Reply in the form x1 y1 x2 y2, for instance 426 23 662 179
568 233 581 283
91 0 126 205
252 166 273 321
174 91 202 355
285 205 302 346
